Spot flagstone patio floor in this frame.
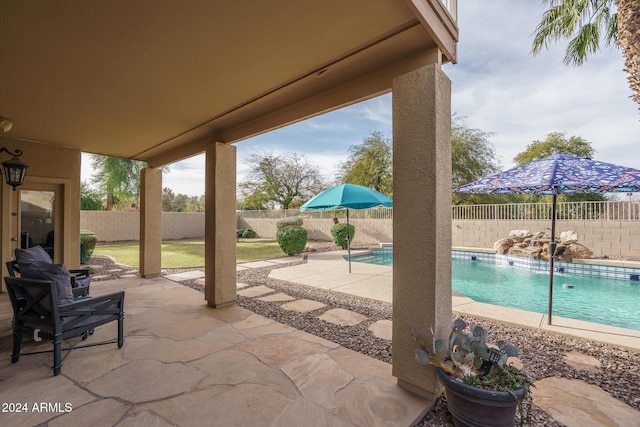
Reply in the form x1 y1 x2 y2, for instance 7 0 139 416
0 274 430 427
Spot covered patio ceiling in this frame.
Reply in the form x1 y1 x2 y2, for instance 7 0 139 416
0 0 457 167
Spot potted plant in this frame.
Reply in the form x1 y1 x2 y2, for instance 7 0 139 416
412 318 531 427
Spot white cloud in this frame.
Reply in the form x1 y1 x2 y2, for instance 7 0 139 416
162 154 206 195
348 95 393 126
445 0 640 170
80 153 94 184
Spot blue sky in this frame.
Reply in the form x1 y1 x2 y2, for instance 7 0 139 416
82 1 640 197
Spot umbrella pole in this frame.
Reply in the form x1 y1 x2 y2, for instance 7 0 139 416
347 209 351 273
548 192 558 325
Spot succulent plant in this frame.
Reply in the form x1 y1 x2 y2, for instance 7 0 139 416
413 318 532 426
412 318 519 385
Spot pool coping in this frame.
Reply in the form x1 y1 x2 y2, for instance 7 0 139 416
268 249 640 351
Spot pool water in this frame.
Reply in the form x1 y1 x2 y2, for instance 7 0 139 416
349 251 640 331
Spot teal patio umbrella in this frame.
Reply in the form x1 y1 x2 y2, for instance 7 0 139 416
300 183 393 272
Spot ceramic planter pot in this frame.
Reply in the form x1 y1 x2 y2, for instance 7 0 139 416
436 368 527 427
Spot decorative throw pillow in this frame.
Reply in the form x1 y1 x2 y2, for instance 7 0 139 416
15 246 52 263
18 260 74 305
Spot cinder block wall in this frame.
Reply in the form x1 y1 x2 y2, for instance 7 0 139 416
162 212 205 240
451 219 640 258
80 211 204 243
79 211 640 257
81 211 140 242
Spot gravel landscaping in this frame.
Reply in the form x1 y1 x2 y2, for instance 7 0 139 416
89 253 640 426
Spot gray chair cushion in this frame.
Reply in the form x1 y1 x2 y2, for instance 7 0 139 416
15 246 52 263
19 261 74 305
75 276 90 289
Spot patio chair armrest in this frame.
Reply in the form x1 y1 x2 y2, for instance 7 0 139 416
69 268 90 278
71 286 90 299
59 291 125 312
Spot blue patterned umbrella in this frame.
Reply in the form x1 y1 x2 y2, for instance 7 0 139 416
454 154 640 195
454 154 640 324
301 183 393 272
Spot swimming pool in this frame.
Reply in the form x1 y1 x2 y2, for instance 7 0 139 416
349 249 640 331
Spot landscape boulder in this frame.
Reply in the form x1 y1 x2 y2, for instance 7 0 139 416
494 238 514 254
556 244 575 262
508 230 532 243
507 246 528 257
493 230 593 261
560 230 579 245
567 243 594 259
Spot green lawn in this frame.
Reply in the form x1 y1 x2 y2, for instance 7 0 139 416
93 240 285 268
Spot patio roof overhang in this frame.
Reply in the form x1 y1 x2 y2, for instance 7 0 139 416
0 0 457 167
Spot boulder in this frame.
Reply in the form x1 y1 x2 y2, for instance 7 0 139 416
531 231 546 239
556 245 575 262
494 238 514 254
560 230 579 244
507 246 528 257
494 230 593 260
567 243 594 259
539 243 550 261
530 247 544 259
508 230 532 243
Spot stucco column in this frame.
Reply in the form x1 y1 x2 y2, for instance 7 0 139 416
140 167 162 278
392 63 452 400
204 142 237 308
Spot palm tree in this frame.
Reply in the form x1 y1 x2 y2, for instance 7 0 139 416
532 0 639 107
617 0 640 106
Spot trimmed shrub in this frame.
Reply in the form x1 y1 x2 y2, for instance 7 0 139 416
276 226 307 256
80 229 97 264
242 228 257 238
276 216 303 229
237 229 245 238
330 223 355 249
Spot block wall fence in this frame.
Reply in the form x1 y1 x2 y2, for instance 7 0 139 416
80 211 640 258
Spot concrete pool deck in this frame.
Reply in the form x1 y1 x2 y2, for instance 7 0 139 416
268 249 640 351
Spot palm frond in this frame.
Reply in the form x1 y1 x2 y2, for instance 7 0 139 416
532 0 618 64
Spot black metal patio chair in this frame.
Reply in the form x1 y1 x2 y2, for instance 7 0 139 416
6 245 91 298
4 276 124 376
6 260 91 299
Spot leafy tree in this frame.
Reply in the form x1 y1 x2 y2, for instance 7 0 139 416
532 1 640 106
452 117 501 187
513 131 595 165
337 131 392 196
90 155 146 210
185 195 205 212
237 190 270 211
512 132 604 203
80 181 104 210
239 152 326 209
162 187 176 212
173 193 188 212
163 187 205 212
334 120 500 205
451 116 503 205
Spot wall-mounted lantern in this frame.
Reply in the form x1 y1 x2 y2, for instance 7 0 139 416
0 147 28 190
